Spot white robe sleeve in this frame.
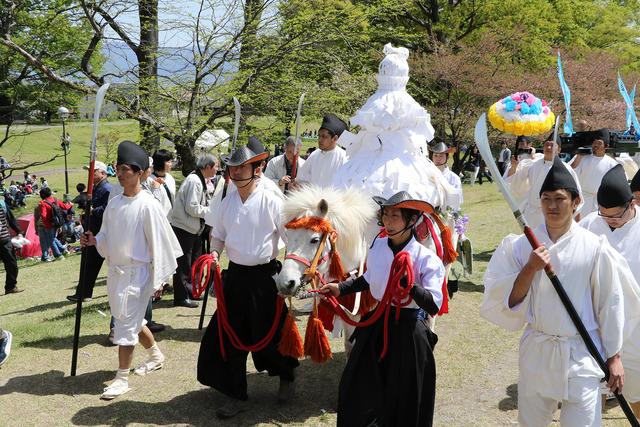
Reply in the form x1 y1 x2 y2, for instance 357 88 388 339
481 234 530 331
590 238 625 358
264 156 282 185
143 203 183 290
506 159 535 208
95 210 110 260
418 251 445 310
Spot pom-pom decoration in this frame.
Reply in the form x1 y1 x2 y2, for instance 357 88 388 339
488 92 555 136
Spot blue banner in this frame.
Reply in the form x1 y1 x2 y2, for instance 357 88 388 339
626 85 636 129
557 52 573 135
617 73 640 132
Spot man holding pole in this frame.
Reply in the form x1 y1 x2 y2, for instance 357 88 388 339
81 141 182 399
264 136 305 192
482 157 632 426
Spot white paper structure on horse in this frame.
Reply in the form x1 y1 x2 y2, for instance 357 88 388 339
332 43 460 212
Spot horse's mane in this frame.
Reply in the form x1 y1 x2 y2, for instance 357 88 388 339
283 185 378 268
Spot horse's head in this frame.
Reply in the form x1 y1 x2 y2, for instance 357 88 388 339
277 186 378 296
277 199 333 296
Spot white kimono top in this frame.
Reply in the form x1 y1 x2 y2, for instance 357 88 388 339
96 190 181 289
364 236 445 310
570 154 619 216
506 157 583 229
264 154 306 192
297 147 346 187
209 183 286 266
482 223 625 400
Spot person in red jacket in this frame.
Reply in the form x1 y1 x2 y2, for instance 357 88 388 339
34 187 66 262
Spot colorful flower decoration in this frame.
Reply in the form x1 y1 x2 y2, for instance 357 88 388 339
487 91 555 136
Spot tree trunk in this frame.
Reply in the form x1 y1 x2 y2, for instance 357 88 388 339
138 0 160 151
175 135 197 176
239 0 263 72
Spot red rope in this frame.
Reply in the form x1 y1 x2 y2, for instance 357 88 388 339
320 251 414 359
191 254 284 360
191 254 215 299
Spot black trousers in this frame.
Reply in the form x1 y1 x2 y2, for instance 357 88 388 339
338 308 437 427
0 239 18 292
74 245 105 298
197 260 298 400
172 226 202 302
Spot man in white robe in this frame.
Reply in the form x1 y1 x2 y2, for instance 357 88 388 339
579 164 640 417
264 136 305 192
482 157 626 426
506 140 583 229
296 113 347 187
570 129 620 216
82 141 182 400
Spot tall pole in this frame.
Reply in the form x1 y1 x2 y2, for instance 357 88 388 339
70 83 110 376
62 118 69 194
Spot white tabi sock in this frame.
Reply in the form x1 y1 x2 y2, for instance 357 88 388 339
147 342 163 362
115 368 129 381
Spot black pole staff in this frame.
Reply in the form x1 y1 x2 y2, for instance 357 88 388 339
70 83 110 376
198 97 241 329
474 113 639 426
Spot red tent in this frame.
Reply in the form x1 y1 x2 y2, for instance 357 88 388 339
12 214 42 259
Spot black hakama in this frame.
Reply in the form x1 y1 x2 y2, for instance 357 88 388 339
197 260 299 400
337 307 438 427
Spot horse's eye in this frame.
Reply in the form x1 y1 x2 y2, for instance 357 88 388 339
310 237 320 244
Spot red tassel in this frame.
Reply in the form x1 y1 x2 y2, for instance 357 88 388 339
278 312 304 359
328 249 347 281
439 225 458 265
430 214 458 265
304 311 332 363
357 290 378 316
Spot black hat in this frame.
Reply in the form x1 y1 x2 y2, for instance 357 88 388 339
247 136 268 156
597 164 633 208
372 191 434 213
431 142 449 154
117 140 149 170
631 169 640 193
320 113 348 137
224 145 268 167
539 156 579 197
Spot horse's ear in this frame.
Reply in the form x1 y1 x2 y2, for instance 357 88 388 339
317 199 328 217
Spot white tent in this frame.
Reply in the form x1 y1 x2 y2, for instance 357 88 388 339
195 129 229 149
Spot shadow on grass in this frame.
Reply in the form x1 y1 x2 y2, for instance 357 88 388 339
71 355 345 426
21 333 113 350
0 369 114 397
19 325 205 349
473 249 495 263
3 299 77 316
45 300 110 322
457 280 484 294
498 383 518 411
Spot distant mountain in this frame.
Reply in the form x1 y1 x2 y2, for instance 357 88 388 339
101 40 236 82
